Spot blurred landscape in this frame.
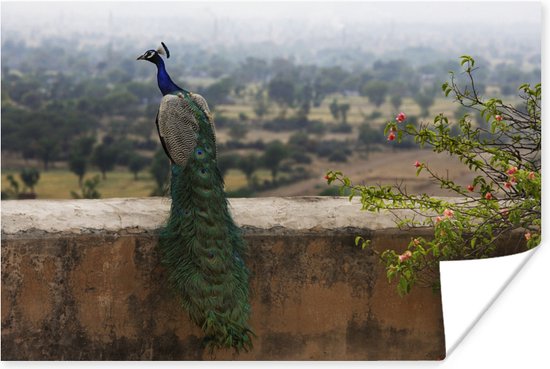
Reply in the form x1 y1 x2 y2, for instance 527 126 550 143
1 1 541 199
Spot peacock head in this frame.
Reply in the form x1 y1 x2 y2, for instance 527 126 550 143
137 42 170 64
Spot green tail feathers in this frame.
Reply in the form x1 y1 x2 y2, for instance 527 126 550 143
158 102 253 352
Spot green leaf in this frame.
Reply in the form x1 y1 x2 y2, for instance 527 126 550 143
398 277 409 296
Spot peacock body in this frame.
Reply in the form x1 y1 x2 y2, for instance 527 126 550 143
137 43 253 352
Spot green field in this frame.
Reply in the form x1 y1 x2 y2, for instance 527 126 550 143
2 169 156 199
1 168 272 199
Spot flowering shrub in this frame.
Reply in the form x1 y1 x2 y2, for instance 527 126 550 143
396 112 407 123
326 56 541 296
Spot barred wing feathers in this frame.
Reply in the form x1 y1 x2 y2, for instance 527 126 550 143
156 93 216 166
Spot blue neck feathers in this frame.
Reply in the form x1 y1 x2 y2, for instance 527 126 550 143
155 57 184 96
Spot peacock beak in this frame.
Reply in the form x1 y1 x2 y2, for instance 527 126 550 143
136 53 147 61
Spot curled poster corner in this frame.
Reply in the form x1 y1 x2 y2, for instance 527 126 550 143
441 245 541 358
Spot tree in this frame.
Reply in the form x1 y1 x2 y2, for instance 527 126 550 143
71 175 101 199
101 90 139 116
73 136 96 157
328 150 347 162
5 175 20 199
228 123 249 142
296 82 313 118
330 99 350 125
327 56 541 296
134 119 154 145
128 154 149 180
339 103 350 125
390 94 403 111
236 57 269 83
414 91 435 117
217 154 240 178
238 112 249 122
19 168 40 193
21 90 44 108
69 155 87 185
203 77 234 107
125 80 157 101
287 132 311 151
35 137 59 171
262 140 287 182
313 66 350 105
68 136 96 185
361 80 388 108
253 88 270 119
150 149 170 196
329 99 340 121
358 122 381 148
268 77 295 117
237 154 259 188
110 138 134 167
92 143 118 179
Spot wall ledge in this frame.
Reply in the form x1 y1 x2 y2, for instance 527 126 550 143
1 196 436 236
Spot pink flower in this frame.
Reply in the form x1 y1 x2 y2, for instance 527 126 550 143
524 232 532 241
435 216 443 223
504 181 513 189
510 176 517 184
495 115 503 122
528 171 536 180
396 112 407 123
485 192 493 200
443 209 454 218
507 166 518 175
467 184 474 192
414 161 422 168
398 250 412 262
388 131 396 141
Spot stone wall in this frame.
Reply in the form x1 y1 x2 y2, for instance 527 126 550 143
2 196 514 360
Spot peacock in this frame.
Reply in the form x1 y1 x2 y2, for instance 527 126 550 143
137 42 253 352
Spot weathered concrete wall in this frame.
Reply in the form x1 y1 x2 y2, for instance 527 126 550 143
1 196 479 360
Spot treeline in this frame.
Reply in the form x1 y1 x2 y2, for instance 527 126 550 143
1 39 541 198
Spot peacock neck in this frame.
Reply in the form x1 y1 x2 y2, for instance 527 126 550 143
155 58 184 96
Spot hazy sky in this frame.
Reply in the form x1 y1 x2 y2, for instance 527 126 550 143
1 1 541 24
1 1 541 65
2 1 540 35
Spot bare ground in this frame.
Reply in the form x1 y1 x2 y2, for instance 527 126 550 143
257 148 477 197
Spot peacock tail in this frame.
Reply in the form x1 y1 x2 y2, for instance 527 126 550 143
157 91 253 353
137 44 253 352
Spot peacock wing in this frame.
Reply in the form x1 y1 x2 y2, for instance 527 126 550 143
157 94 200 167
